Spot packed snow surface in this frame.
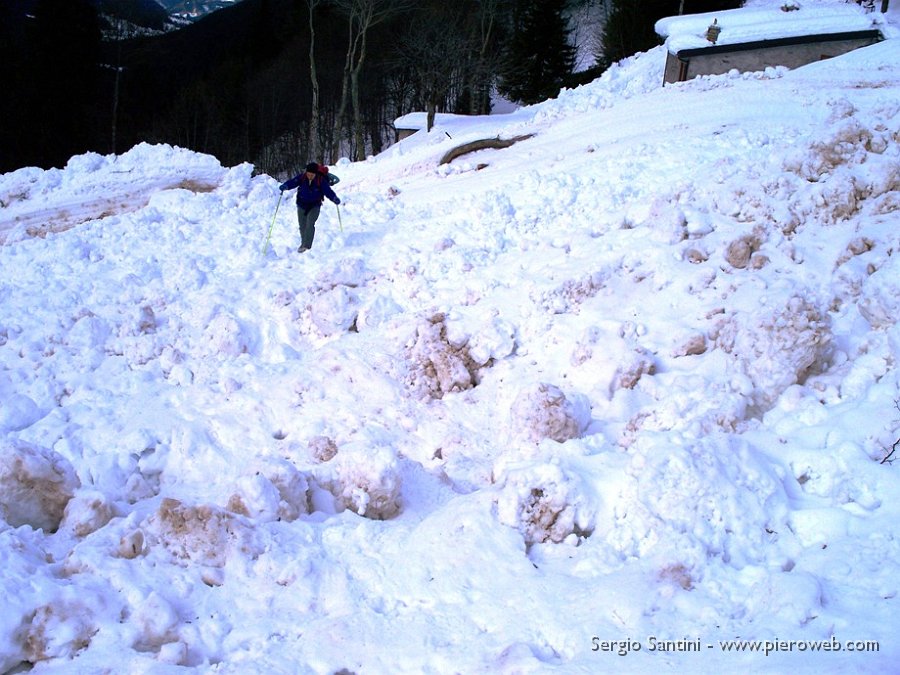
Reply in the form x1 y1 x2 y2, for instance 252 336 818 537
1 3 900 672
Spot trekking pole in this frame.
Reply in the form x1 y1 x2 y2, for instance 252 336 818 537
262 192 284 255
336 202 343 232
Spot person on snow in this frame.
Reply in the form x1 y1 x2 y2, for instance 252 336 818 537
279 162 341 253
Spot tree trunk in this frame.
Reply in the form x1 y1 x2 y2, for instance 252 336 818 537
307 0 322 161
331 10 356 162
334 0 411 162
426 97 436 131
350 32 367 160
470 0 499 115
348 0 372 162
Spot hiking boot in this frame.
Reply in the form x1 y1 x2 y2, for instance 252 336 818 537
298 246 309 253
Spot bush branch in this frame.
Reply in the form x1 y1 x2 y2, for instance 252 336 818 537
882 400 900 464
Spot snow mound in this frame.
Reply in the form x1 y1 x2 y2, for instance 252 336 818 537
0 441 80 533
620 435 790 569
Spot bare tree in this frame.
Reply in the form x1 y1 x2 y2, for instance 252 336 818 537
396 5 468 131
306 0 324 161
465 0 505 115
331 0 412 162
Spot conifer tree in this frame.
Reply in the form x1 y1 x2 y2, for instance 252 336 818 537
497 0 576 105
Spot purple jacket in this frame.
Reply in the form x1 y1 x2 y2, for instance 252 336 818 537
280 172 340 210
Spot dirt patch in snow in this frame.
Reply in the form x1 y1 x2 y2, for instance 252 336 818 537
0 178 220 244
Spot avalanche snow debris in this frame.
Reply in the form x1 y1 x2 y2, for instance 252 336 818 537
1 15 900 672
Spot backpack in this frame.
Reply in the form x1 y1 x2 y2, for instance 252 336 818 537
317 163 340 186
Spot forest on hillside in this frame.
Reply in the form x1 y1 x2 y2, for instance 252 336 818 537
0 0 741 177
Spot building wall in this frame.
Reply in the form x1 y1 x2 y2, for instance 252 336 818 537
664 36 882 83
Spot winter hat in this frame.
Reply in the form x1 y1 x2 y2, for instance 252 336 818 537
305 162 319 173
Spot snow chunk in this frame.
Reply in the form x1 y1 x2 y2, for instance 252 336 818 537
0 393 43 432
509 383 591 444
117 529 145 560
144 498 260 567
308 435 339 463
642 198 688 244
0 441 80 532
713 295 832 411
309 285 360 336
226 458 309 522
570 330 656 398
131 591 180 651
858 253 900 330
316 443 402 520
202 311 251 357
495 460 599 547
64 151 105 174
405 313 484 399
315 256 370 289
464 317 517 366
226 474 282 522
61 489 113 537
20 598 100 665
783 116 872 182
356 294 404 331
724 232 763 270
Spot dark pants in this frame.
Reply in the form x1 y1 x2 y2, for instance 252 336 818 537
297 203 321 249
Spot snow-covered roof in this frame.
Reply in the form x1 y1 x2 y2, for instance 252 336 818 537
392 110 534 140
393 112 497 132
656 1 886 54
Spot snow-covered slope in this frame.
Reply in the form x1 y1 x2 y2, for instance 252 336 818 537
154 0 243 22
1 9 899 673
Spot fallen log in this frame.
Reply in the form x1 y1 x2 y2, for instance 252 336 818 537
438 133 535 165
